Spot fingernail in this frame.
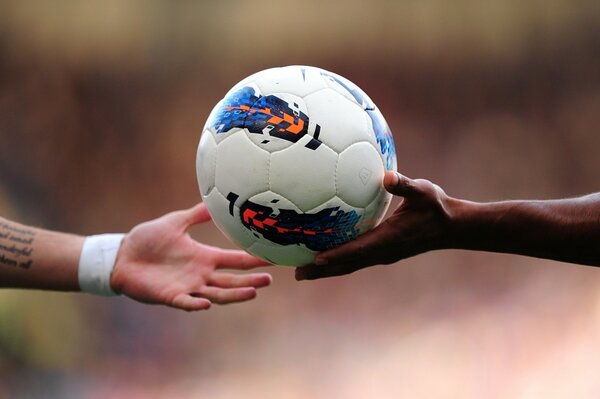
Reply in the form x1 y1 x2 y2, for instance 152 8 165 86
315 257 328 266
294 269 306 281
384 171 399 187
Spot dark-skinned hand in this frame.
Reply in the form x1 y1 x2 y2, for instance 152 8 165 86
296 171 454 280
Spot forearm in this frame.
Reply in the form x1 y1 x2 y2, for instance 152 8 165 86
449 193 600 266
0 217 83 291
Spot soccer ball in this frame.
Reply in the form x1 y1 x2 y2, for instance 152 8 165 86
196 65 397 266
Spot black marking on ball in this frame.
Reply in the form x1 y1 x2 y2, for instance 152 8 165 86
226 192 239 217
305 124 322 150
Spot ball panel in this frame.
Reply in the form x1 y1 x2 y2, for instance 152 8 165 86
207 83 263 144
362 190 393 233
212 127 244 144
361 109 380 150
254 66 328 97
365 107 397 171
270 135 337 212
305 195 360 213
247 191 302 211
304 197 365 250
240 193 363 258
319 69 375 110
196 130 217 197
215 131 270 202
224 72 264 98
202 99 222 134
242 92 309 153
246 241 314 267
204 99 246 144
303 89 371 153
203 188 256 249
336 142 385 208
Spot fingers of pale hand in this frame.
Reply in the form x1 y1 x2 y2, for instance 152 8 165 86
212 248 272 270
168 203 211 231
194 286 257 305
184 203 211 226
171 294 212 312
208 272 272 289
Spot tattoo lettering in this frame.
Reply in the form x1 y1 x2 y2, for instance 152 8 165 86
0 221 36 269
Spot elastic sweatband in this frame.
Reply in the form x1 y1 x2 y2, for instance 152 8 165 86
78 234 125 296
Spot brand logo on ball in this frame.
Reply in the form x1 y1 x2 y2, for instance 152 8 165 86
233 195 361 251
358 168 372 185
211 86 322 149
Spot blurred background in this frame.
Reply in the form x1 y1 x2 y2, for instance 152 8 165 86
1 1 599 397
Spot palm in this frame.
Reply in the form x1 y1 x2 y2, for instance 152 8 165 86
296 172 451 280
111 204 272 311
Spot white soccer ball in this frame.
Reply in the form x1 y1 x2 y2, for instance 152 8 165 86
196 65 397 266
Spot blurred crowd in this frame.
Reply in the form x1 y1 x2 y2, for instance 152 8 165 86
1 1 599 398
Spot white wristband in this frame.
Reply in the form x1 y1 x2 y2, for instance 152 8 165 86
78 234 125 296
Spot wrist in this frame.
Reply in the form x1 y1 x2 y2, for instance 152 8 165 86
442 196 480 250
108 233 129 295
78 233 125 296
444 198 525 252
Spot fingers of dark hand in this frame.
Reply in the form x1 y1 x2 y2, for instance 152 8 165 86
315 222 390 267
295 261 365 280
384 172 417 197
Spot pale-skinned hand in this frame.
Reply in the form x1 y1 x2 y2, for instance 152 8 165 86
111 203 272 311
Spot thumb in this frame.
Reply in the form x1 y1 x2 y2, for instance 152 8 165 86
186 203 212 226
172 203 211 229
383 171 418 197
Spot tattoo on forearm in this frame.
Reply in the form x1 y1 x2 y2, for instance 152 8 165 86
0 221 36 269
